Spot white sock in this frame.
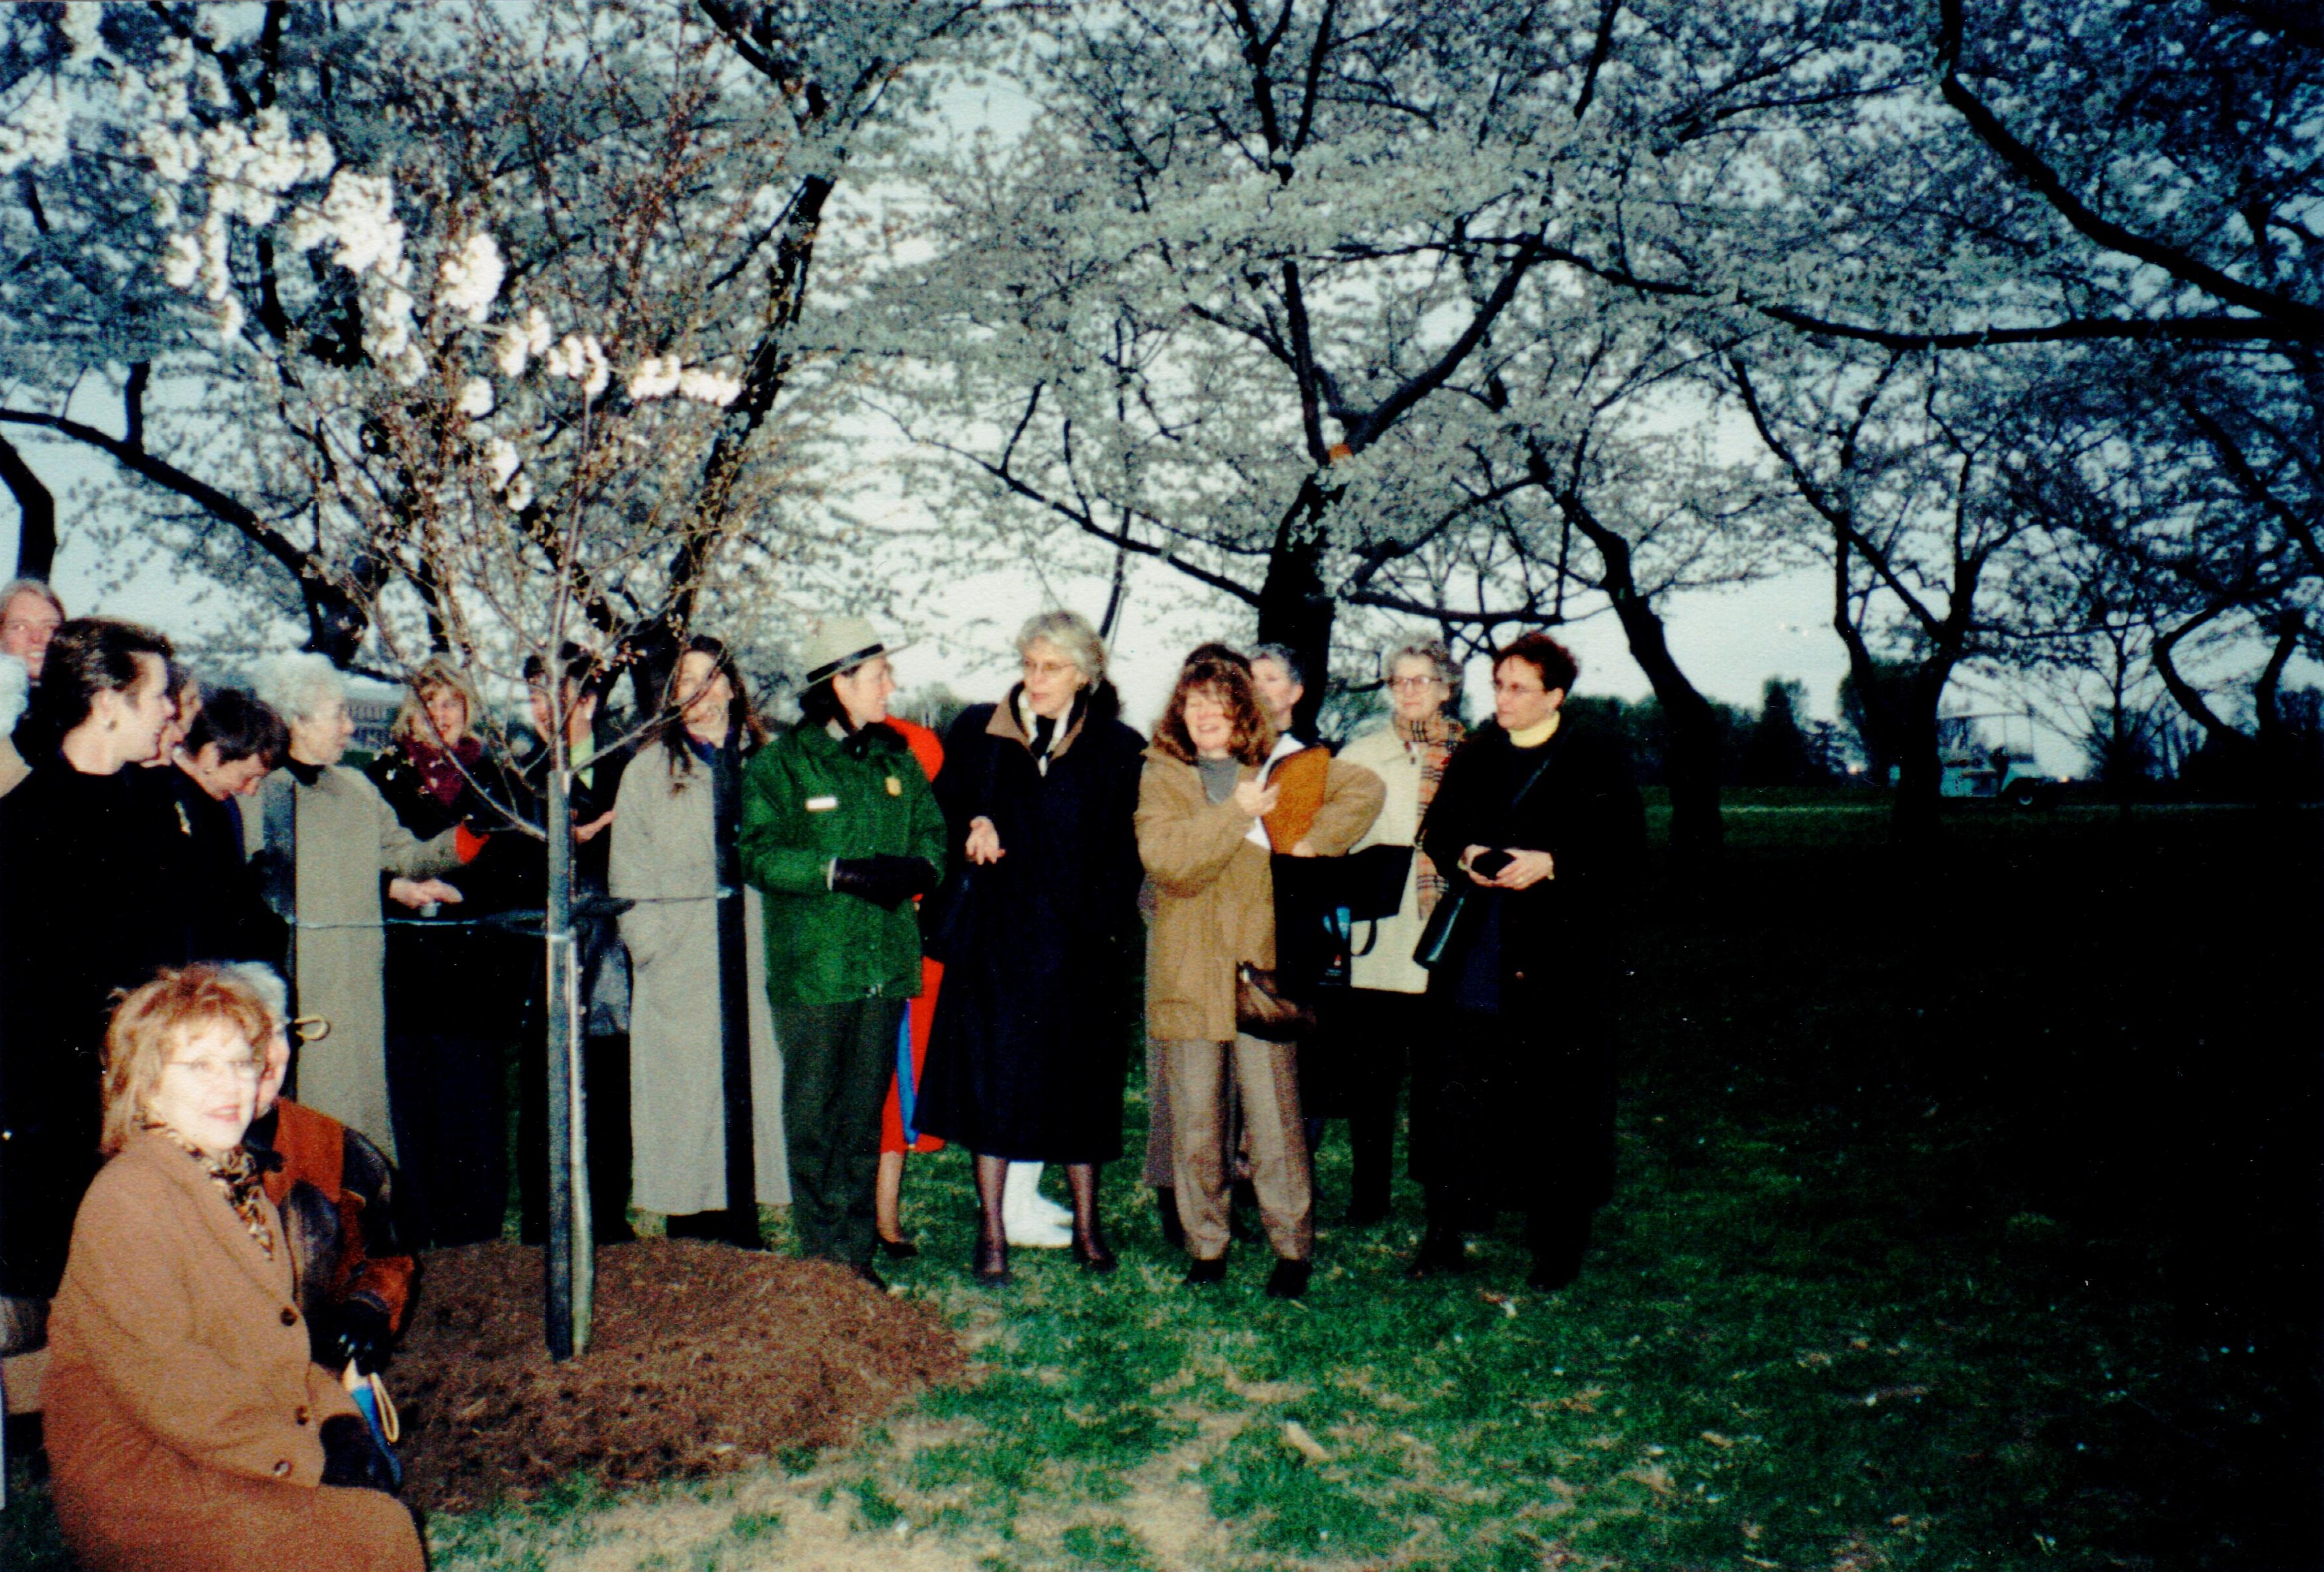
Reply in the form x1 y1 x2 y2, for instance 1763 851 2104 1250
1003 1162 1071 1246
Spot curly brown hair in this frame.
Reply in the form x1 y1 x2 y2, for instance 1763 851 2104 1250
1152 656 1275 766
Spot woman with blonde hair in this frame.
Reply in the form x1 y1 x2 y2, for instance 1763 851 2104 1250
43 965 422 1572
366 653 526 1247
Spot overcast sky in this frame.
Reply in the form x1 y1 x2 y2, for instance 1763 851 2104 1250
3 423 2029 762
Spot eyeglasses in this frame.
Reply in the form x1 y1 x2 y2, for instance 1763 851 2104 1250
1388 676 1443 691
164 1055 263 1085
1022 659 1078 680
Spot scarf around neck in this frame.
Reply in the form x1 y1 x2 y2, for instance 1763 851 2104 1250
406 734 483 808
1395 710 1465 915
143 1116 278 1261
1013 686 1082 775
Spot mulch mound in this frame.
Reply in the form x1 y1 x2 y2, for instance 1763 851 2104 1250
388 1240 965 1512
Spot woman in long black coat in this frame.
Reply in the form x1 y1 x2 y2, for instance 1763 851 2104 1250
1411 632 1644 1292
365 657 528 1248
915 611 1145 1282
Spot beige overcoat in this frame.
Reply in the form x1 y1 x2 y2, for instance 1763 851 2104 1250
1338 724 1434 995
611 740 789 1215
246 765 459 1160
45 1129 424 1572
1135 747 1382 1042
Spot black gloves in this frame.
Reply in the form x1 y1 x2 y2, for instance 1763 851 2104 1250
315 1295 395 1375
829 855 938 910
319 1413 401 1495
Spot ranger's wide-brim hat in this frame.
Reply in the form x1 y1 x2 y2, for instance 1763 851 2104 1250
801 615 908 685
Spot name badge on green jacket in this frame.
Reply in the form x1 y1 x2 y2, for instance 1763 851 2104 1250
806 795 839 812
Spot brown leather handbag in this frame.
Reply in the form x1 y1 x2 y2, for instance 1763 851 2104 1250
1236 963 1317 1042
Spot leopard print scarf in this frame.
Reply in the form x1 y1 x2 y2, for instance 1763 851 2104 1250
144 1117 276 1261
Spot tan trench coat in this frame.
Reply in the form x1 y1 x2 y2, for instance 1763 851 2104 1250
45 1129 424 1572
246 765 460 1160
1135 747 1383 1042
611 740 789 1215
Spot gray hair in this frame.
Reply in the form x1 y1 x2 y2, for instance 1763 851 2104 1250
0 578 64 621
255 651 346 724
1249 643 1305 689
223 962 290 1034
1381 638 1458 690
1017 609 1107 687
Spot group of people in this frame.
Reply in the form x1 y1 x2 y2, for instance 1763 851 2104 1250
0 574 1643 1569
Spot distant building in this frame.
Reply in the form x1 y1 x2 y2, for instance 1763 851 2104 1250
344 682 400 754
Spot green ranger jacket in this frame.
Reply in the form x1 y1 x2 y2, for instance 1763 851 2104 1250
739 719 948 1007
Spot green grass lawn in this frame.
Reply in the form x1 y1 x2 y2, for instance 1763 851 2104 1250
8 805 2317 1570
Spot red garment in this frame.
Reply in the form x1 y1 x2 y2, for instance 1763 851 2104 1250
881 717 947 1156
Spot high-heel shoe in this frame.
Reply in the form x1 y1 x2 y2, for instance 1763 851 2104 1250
971 1235 1010 1285
1072 1231 1118 1274
878 1235 921 1260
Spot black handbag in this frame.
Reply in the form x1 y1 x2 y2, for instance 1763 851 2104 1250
1270 843 1414 995
1411 885 1469 971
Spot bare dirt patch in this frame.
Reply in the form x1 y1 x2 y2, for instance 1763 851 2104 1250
390 1240 966 1513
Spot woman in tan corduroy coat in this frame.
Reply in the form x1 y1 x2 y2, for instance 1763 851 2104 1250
45 965 423 1572
1134 656 1378 1298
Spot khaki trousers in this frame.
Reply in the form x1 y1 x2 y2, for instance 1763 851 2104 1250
1160 1036 1312 1261
1143 1041 1249 1189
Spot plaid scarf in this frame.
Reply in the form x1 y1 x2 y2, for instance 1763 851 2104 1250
144 1117 276 1262
1396 711 1465 915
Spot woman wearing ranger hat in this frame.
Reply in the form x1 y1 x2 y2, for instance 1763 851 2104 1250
739 617 946 1284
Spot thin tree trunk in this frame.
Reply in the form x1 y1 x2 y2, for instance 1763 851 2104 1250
1552 484 1723 861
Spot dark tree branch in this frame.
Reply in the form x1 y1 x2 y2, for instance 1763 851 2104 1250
0 430 57 580
124 362 150 453
1345 230 1545 450
2182 401 2324 580
2150 600 2247 749
1934 0 2324 341
1571 0 1621 123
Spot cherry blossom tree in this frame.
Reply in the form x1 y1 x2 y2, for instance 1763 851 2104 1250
3 0 997 1357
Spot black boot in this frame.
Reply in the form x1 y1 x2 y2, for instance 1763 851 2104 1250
1154 1187 1186 1248
1526 1208 1592 1292
1405 1223 1468 1280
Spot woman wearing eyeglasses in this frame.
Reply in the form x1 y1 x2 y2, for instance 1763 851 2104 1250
1406 633 1644 1292
1307 640 1466 1225
914 611 1147 1282
43 966 422 1572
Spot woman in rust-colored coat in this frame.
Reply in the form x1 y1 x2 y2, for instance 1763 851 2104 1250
43 966 423 1572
